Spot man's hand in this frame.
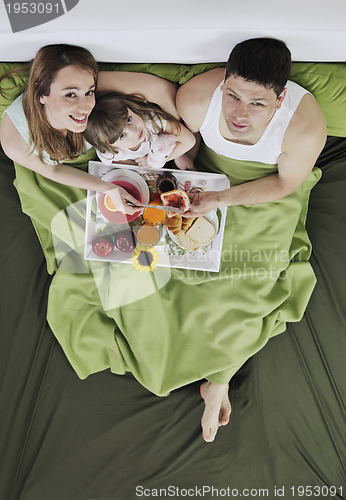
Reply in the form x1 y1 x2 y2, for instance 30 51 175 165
185 190 220 217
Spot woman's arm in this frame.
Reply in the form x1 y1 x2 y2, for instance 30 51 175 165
0 114 141 214
97 71 180 119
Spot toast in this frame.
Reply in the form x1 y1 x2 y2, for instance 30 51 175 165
185 217 216 245
181 217 195 232
165 215 182 235
177 231 200 252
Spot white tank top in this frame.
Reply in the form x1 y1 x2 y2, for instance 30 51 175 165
200 80 309 164
3 95 93 165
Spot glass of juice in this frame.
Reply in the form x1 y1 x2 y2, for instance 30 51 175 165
136 225 160 247
143 205 166 225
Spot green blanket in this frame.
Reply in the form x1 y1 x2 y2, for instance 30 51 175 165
13 145 320 396
3 59 330 396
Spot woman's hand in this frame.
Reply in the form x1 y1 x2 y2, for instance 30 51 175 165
184 190 220 217
105 185 142 215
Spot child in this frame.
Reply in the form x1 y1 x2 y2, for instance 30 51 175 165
83 91 196 170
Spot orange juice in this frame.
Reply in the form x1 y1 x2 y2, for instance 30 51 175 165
137 225 160 246
143 205 166 225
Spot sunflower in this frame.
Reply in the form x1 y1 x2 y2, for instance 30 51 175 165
131 244 160 272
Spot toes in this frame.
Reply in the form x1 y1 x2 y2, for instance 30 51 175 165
219 412 230 426
201 407 219 443
202 420 217 442
219 391 232 426
203 429 216 443
200 382 231 442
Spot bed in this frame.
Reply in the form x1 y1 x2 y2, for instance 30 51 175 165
1 3 346 499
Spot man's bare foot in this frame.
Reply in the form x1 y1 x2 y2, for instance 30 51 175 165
200 381 231 442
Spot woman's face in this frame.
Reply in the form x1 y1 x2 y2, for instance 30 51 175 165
39 65 96 133
111 109 146 151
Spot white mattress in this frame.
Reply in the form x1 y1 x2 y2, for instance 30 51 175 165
0 0 346 62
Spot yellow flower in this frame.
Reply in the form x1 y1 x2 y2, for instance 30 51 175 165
130 244 160 272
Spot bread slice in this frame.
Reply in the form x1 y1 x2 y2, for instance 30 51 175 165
181 217 195 232
185 217 215 245
177 232 200 252
165 215 182 235
161 189 190 218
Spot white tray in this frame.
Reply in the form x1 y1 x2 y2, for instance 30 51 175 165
84 162 230 272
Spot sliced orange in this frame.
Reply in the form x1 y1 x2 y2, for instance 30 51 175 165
104 194 118 212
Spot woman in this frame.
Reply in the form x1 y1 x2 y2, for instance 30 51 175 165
0 44 190 213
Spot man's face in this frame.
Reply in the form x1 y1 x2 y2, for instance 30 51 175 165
221 75 286 142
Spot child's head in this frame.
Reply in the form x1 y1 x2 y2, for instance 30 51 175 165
83 91 180 155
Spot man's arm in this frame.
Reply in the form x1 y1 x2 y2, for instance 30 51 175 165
187 93 327 216
175 68 225 171
176 68 225 133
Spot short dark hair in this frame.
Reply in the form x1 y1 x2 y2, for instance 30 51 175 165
225 38 291 97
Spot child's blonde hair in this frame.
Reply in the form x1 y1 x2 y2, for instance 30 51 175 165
83 91 181 156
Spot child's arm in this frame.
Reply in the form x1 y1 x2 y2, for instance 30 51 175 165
109 159 138 166
164 122 196 169
173 154 196 171
134 123 196 170
173 133 201 170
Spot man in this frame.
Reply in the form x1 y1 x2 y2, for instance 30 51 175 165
176 38 327 442
177 38 326 215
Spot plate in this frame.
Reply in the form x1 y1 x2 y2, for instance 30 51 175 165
167 210 218 250
98 169 150 224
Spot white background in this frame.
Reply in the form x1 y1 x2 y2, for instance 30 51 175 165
1 0 346 62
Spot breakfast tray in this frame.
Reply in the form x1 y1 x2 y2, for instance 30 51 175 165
84 162 230 272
